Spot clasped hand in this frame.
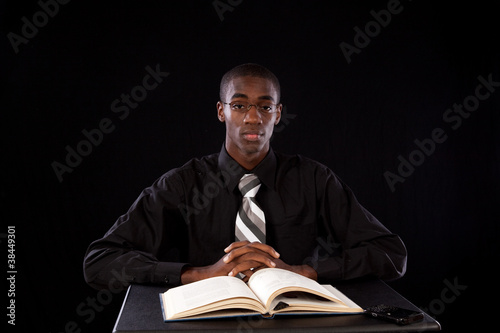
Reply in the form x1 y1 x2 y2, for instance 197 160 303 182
181 241 317 284
223 241 280 281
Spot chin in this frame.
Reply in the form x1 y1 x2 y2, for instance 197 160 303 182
244 141 269 154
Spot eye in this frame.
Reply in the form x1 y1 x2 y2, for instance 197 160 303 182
259 105 274 113
231 103 246 110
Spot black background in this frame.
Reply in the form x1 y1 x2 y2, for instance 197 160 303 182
2 0 499 332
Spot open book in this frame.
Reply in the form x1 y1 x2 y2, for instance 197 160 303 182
159 268 363 321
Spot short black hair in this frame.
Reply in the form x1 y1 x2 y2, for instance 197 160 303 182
219 63 281 103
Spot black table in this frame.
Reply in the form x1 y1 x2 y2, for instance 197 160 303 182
113 279 441 332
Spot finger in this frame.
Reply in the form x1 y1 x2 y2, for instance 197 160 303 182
237 269 254 281
223 246 255 264
242 265 266 277
224 244 279 264
224 245 268 264
245 242 280 258
240 266 269 282
224 241 250 253
228 259 275 277
222 248 275 265
239 267 264 281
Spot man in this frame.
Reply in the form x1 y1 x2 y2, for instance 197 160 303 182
83 63 407 289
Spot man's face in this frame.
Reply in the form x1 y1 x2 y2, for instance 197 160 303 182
217 76 282 164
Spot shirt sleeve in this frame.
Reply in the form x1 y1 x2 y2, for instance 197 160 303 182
311 167 407 283
83 171 191 290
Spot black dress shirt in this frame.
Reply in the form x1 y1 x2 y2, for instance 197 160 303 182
84 145 407 289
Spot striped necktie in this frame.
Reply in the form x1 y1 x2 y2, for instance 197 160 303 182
235 174 266 244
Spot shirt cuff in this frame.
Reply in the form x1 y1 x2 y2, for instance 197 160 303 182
153 262 190 286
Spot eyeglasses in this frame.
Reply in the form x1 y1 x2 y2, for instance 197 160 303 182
222 101 279 114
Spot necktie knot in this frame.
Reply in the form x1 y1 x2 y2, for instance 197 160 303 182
238 174 261 198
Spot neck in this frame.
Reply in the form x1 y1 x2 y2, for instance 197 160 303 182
226 142 269 171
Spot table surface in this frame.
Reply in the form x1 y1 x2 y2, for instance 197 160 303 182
113 279 441 333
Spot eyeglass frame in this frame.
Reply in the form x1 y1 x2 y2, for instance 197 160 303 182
222 101 281 114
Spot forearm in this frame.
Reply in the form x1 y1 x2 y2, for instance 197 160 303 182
312 235 407 282
84 242 189 289
180 265 213 285
290 264 318 280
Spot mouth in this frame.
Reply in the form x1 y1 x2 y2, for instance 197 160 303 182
241 131 263 142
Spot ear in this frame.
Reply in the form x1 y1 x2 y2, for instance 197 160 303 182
274 103 283 125
217 101 225 122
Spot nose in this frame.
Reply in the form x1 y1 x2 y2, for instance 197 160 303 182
244 105 263 124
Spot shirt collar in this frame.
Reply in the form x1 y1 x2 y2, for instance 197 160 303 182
218 143 277 191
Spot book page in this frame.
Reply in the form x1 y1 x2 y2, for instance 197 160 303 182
322 285 363 310
269 291 347 312
268 287 363 314
247 268 343 309
164 276 262 318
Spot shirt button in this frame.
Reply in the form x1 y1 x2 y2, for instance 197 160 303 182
165 277 169 284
